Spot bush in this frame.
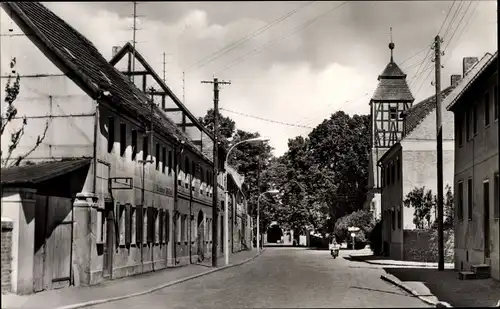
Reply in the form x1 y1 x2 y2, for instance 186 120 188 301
368 219 383 255
334 209 375 244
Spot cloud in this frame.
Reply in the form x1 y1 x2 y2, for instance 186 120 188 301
1 1 496 158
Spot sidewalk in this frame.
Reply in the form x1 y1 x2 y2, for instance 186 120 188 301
2 249 261 309
347 251 500 307
348 253 454 268
382 267 500 307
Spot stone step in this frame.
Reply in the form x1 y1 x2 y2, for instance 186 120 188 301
471 264 490 274
458 271 476 280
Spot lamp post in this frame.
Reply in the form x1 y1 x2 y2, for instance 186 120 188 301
257 189 280 253
224 137 269 265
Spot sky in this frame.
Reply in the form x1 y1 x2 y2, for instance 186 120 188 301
0 1 497 157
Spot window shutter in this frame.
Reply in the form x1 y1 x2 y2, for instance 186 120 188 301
147 207 154 243
136 206 143 244
165 211 170 243
159 209 164 244
125 204 131 245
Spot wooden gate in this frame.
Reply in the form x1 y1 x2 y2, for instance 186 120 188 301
33 196 73 292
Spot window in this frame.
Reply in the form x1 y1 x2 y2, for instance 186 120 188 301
468 178 473 220
389 107 397 120
466 110 471 141
143 208 148 244
120 123 126 156
143 136 149 160
473 105 477 135
458 117 463 147
162 147 166 173
168 150 173 175
484 180 490 224
458 182 464 221
147 207 154 243
155 143 160 170
181 215 186 241
154 209 160 244
131 207 136 244
494 85 498 120
107 116 115 153
119 204 125 245
131 129 137 160
485 92 491 127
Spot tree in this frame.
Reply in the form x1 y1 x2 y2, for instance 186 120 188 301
1 61 48 167
404 186 435 229
444 184 454 226
198 108 235 149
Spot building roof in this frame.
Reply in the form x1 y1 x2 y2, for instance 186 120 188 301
1 158 92 186
401 86 455 137
1 2 212 165
378 62 407 79
371 74 414 102
447 52 497 111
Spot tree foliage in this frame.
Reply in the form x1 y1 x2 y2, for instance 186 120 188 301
199 108 371 237
333 209 375 244
1 61 48 167
404 185 454 230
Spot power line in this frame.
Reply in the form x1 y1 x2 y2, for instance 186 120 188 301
442 1 474 53
215 1 349 74
219 107 315 129
187 1 315 72
443 1 479 66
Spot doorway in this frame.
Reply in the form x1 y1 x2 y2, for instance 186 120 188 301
102 200 114 279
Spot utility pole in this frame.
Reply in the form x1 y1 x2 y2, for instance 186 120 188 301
433 35 444 271
201 77 231 267
496 0 500 272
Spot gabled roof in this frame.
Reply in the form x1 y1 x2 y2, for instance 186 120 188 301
1 2 212 165
447 52 497 111
402 86 455 137
1 158 91 187
109 42 215 143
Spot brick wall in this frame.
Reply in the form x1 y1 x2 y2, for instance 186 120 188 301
403 229 454 263
1 219 13 294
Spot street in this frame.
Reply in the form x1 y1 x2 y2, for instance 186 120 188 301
88 248 430 308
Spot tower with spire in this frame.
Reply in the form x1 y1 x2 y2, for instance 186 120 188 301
364 28 415 219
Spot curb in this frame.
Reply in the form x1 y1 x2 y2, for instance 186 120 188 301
349 255 452 268
55 249 265 309
380 273 439 306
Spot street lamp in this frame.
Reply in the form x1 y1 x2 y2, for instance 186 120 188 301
224 137 269 265
257 189 280 253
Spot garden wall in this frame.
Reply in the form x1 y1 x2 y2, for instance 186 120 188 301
403 229 454 263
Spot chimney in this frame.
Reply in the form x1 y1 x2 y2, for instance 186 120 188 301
112 46 121 57
450 74 461 87
463 57 479 76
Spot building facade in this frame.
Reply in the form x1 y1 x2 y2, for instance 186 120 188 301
447 52 499 281
0 2 249 295
365 40 415 220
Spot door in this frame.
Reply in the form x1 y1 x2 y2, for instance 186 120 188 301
484 181 491 259
102 201 114 279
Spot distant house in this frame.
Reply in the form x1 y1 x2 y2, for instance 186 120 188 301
378 55 489 260
446 52 499 281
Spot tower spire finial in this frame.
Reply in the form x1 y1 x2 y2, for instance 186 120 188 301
389 27 395 63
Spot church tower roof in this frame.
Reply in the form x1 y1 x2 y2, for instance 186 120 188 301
371 30 414 102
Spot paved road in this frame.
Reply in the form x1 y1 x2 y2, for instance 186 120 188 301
89 248 430 308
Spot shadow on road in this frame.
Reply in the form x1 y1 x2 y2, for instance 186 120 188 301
383 267 500 308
